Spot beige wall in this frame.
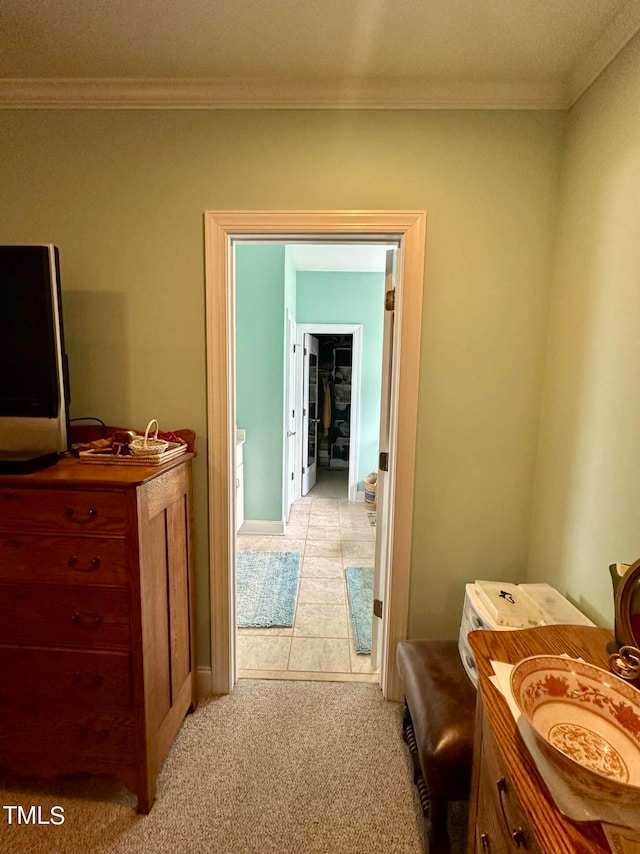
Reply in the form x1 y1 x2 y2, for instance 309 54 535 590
528 33 640 626
0 109 565 659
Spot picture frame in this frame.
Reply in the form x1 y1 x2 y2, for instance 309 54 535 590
615 557 640 649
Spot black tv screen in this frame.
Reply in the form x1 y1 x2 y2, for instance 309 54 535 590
0 245 69 454
0 246 61 417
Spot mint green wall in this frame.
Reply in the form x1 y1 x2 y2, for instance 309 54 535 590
284 247 297 320
235 244 285 522
0 108 565 660
296 271 385 485
237 258 382 518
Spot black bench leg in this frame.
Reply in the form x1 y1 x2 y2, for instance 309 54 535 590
415 773 450 854
423 798 450 854
402 701 451 854
402 701 422 783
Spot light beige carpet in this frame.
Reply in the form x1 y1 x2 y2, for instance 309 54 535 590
0 679 456 854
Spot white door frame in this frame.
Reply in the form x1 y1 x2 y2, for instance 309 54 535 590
204 210 426 702
371 249 396 668
284 312 298 520
295 323 362 503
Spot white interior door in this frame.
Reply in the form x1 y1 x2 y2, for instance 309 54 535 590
371 249 396 669
285 315 298 519
302 334 319 496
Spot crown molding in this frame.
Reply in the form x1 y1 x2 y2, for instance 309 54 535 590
565 0 640 106
2 6 639 113
0 76 567 110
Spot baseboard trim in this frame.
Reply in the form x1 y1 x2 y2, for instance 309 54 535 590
238 520 285 535
355 491 365 503
197 665 214 697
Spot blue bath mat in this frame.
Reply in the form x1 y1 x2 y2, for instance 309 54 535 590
345 566 374 654
236 551 301 627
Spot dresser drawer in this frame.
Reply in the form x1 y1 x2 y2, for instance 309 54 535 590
475 714 540 852
0 583 130 650
0 707 136 767
0 534 129 586
0 488 127 535
0 646 132 709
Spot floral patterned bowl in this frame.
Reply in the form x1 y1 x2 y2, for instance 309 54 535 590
510 655 640 806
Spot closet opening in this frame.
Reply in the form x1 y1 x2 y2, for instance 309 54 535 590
294 324 364 507
313 332 354 498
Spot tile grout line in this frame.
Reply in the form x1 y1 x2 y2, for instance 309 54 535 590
285 545 304 672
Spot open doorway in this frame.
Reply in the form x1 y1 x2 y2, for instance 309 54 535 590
234 247 385 682
295 325 363 505
304 331 355 499
204 210 426 702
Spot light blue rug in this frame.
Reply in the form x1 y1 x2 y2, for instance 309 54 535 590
236 551 301 627
345 566 374 654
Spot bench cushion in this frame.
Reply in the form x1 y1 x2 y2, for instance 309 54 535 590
397 639 476 801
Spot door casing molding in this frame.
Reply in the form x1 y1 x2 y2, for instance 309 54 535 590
204 210 426 701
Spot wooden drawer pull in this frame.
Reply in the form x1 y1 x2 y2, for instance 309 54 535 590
64 507 98 523
71 612 103 629
497 777 526 848
68 555 101 571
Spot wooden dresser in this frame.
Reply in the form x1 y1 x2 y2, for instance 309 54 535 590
0 455 197 813
467 624 616 853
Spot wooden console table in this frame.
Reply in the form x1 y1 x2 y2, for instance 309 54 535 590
467 624 616 853
0 454 197 813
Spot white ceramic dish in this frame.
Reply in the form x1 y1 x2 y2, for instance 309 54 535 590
510 655 640 807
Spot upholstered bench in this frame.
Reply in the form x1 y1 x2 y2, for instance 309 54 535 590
397 640 476 854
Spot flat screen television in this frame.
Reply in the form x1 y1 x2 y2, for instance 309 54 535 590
0 244 70 471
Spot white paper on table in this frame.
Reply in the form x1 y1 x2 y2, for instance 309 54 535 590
489 659 640 828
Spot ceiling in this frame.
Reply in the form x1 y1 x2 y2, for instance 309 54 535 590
1 0 639 109
287 244 394 273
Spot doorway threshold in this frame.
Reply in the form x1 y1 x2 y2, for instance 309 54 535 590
237 670 379 684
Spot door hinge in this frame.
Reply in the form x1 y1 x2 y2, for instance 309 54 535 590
303 408 306 416
291 472 294 481
385 289 395 311
379 451 389 472
373 599 383 619
304 347 308 356
302 466 306 474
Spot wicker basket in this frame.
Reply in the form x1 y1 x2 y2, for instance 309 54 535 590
79 442 187 466
364 472 377 510
130 419 168 456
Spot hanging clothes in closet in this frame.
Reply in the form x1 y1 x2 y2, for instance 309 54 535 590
322 375 332 437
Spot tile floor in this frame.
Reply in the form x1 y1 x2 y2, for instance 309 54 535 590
236 469 379 683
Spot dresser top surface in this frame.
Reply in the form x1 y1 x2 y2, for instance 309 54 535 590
469 624 616 853
0 453 194 489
